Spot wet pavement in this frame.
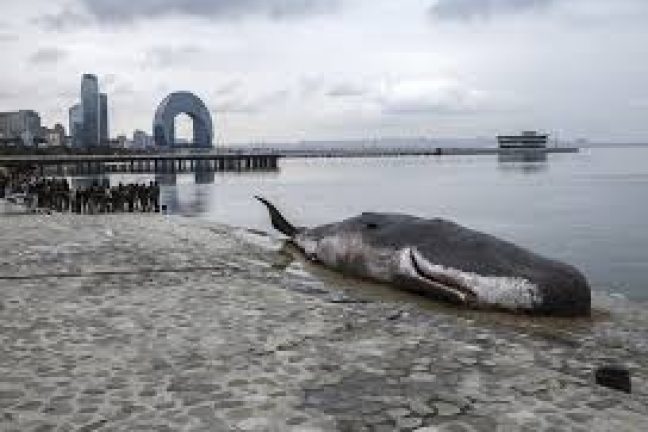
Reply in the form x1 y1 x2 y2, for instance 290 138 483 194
1 202 647 431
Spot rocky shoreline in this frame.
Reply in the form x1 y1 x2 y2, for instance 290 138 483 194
1 205 647 431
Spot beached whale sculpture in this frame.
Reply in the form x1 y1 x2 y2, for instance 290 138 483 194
256 197 591 316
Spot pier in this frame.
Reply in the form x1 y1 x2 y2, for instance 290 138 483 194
0 147 579 176
266 146 579 159
0 151 280 175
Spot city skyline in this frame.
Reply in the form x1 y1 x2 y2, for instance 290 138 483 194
2 0 648 143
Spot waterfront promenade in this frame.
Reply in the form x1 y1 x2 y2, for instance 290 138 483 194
1 204 647 431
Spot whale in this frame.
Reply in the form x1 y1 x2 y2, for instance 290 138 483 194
255 197 591 316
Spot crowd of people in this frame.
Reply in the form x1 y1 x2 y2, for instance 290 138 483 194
0 167 35 199
1 168 160 214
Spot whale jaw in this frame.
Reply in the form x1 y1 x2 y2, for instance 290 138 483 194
395 247 474 305
397 248 543 312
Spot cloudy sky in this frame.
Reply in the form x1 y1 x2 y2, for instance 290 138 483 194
1 0 648 143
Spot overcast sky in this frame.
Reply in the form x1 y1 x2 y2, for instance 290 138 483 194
1 0 648 143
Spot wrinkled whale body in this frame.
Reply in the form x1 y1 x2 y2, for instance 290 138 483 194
256 197 591 316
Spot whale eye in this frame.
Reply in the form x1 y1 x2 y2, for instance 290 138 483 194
366 222 379 230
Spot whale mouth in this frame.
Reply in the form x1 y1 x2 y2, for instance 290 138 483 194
405 248 477 305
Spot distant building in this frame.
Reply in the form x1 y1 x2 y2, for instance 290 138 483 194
43 123 66 147
153 91 213 148
100 93 109 144
133 129 153 150
497 131 548 149
115 134 129 149
81 74 100 147
0 110 42 146
69 103 83 148
68 74 110 148
54 123 65 137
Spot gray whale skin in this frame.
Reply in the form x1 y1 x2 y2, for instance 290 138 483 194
256 197 591 316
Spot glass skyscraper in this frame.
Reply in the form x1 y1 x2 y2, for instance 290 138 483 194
0 110 42 146
81 74 100 147
69 104 83 148
100 93 108 145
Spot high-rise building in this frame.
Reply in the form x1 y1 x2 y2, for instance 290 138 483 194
69 103 83 148
0 114 9 141
0 110 42 146
100 93 109 144
81 74 100 147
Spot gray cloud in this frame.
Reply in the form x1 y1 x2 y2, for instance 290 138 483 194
327 82 368 97
376 79 486 115
430 0 553 21
299 77 325 98
101 75 136 96
29 47 67 64
79 0 340 24
37 8 91 31
213 81 244 97
141 45 206 68
217 89 290 114
0 32 18 43
0 90 18 100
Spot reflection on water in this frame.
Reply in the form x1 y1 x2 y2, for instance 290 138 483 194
156 173 215 216
162 185 213 216
155 173 177 186
195 171 215 185
498 151 548 173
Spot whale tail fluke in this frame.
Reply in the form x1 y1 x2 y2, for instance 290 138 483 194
254 196 299 237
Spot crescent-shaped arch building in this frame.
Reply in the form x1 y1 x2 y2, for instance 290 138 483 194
153 91 213 148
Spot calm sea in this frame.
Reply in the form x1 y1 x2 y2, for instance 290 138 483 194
98 147 648 300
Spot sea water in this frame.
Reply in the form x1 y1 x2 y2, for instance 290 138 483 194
99 146 648 300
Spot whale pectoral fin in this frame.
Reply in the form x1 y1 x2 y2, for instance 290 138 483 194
255 196 299 237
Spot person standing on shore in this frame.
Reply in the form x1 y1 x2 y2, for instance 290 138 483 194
152 181 160 212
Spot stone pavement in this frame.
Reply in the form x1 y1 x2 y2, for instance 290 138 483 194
0 208 647 431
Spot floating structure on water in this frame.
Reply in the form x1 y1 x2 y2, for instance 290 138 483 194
497 131 549 149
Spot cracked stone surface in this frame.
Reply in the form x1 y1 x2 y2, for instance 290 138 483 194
1 203 647 431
